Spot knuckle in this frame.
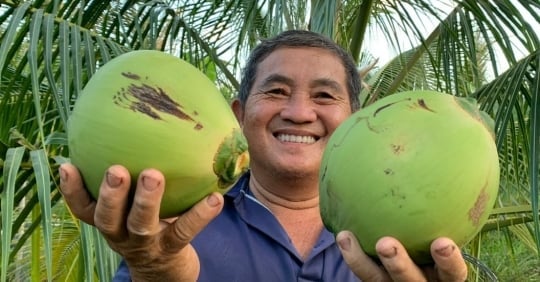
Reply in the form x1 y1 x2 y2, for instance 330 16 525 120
173 214 197 242
94 216 117 234
126 218 155 237
132 195 157 210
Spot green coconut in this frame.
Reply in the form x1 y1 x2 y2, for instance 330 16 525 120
319 90 499 264
68 50 249 218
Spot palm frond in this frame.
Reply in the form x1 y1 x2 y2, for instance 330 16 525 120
1 0 539 281
475 50 540 251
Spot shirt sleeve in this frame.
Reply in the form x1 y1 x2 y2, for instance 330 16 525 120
112 259 131 282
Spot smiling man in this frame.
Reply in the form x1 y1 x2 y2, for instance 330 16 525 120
59 30 468 281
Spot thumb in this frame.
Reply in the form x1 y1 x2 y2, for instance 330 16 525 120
337 230 386 280
162 192 224 252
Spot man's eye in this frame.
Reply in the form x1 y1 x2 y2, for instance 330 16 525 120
314 92 334 99
267 88 287 95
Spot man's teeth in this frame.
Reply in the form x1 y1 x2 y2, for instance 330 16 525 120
277 134 316 144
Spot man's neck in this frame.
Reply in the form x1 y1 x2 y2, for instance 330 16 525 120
248 172 324 260
248 166 320 201
249 174 319 209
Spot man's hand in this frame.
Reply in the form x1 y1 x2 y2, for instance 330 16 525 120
59 163 224 281
337 230 468 281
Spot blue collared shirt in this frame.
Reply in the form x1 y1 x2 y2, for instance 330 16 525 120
113 171 360 281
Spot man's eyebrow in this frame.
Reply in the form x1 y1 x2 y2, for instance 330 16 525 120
310 78 343 92
260 74 295 87
260 74 343 91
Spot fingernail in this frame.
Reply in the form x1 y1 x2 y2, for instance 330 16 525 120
59 166 67 183
435 244 455 257
207 194 220 207
379 246 397 259
106 171 122 188
338 237 351 251
142 176 159 191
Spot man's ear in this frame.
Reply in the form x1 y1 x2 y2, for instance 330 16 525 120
231 99 244 126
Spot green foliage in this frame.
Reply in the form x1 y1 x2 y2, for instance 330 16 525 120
0 0 538 281
466 229 540 281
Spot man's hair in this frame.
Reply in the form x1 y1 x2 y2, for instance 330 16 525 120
238 30 361 111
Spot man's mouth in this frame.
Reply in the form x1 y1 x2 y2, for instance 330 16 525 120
275 133 317 144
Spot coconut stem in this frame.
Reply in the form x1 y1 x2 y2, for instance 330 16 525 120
213 128 250 189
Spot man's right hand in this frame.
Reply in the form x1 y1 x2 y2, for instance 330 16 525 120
59 163 224 281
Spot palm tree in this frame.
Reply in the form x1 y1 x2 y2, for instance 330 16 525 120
0 0 538 281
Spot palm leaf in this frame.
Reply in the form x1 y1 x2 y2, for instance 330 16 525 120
1 0 538 281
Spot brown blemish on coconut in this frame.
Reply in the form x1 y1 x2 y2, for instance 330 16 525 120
114 72 203 130
416 99 435 112
329 116 369 148
322 179 342 232
122 72 141 80
386 186 406 208
468 185 490 227
321 164 328 181
373 97 437 118
374 98 412 117
391 144 404 155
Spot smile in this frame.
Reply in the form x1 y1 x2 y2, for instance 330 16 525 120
276 134 317 144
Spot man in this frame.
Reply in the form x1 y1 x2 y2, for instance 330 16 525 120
59 30 468 281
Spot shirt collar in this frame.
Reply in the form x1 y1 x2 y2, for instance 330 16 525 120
224 170 338 260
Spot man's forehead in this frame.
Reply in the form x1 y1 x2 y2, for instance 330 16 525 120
254 49 346 84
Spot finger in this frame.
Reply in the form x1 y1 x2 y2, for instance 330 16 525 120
94 165 132 241
336 230 390 281
162 192 224 253
59 163 96 225
376 236 426 282
431 237 467 281
126 168 165 242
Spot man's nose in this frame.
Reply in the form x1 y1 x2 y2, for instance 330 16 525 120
280 94 317 123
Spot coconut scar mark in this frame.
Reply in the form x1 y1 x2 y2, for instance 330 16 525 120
373 98 435 117
113 72 203 130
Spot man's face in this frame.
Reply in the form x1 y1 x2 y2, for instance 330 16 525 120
233 47 352 180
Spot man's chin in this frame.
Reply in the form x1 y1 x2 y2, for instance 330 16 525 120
271 165 319 180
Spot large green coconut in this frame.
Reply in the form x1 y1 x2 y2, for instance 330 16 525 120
68 50 249 218
319 90 499 264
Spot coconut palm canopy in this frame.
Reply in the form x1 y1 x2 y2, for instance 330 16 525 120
0 0 538 281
